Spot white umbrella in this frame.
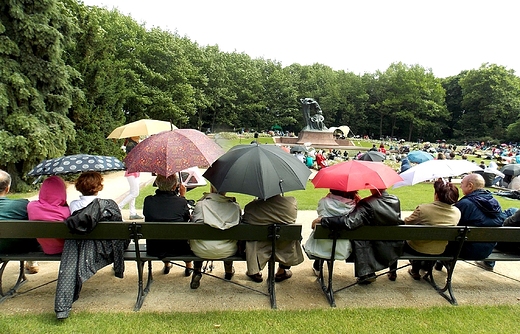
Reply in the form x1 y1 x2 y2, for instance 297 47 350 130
393 159 483 188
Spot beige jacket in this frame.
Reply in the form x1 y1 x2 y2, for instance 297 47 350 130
190 193 241 259
242 195 304 274
405 201 461 255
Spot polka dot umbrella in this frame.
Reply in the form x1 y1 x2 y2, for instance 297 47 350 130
27 154 125 176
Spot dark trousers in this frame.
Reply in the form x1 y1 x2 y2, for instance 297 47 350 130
389 243 435 274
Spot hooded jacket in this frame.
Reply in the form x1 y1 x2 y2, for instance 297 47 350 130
27 176 70 254
455 189 506 259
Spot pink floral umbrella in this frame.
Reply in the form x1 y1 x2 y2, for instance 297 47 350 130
124 129 224 177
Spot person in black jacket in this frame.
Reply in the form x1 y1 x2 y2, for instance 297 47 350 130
312 188 404 284
143 174 193 276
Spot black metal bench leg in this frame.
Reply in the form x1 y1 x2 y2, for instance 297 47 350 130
134 260 153 311
0 260 28 302
423 260 458 305
325 260 336 307
267 256 276 309
438 260 458 305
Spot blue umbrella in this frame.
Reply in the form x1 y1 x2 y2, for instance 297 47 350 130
407 150 434 164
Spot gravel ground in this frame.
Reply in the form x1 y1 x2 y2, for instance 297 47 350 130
2 172 519 315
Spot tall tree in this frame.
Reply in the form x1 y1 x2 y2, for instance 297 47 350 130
0 0 77 190
378 63 448 141
458 63 520 141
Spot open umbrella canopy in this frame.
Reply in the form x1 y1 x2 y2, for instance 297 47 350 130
290 145 308 153
107 119 176 139
407 150 434 164
501 164 520 176
393 159 483 188
124 129 224 177
202 144 311 199
311 160 403 192
360 151 386 162
28 154 125 176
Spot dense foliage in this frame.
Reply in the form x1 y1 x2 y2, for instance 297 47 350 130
1 0 520 190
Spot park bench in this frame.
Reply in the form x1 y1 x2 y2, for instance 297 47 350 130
310 224 520 307
0 220 302 311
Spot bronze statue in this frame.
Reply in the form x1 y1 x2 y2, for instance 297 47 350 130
300 98 327 131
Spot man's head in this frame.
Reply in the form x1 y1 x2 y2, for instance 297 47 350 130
0 169 11 196
460 173 485 196
155 174 179 191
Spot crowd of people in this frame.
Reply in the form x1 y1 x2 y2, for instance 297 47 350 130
2 142 520 315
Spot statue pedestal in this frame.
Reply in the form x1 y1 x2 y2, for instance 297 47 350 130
296 130 338 147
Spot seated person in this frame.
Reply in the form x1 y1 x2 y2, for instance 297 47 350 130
402 179 460 280
400 155 411 173
55 171 127 320
189 185 241 289
0 169 40 274
242 194 304 283
313 188 404 284
438 174 506 272
27 176 70 255
143 174 193 276
496 208 520 253
306 189 360 275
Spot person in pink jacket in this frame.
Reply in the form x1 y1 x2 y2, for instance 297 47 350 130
27 176 70 254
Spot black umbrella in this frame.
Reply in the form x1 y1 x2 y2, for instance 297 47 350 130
27 154 125 176
290 145 308 154
203 144 312 199
360 151 386 162
500 164 520 176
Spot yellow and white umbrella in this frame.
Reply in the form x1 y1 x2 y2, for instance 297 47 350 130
107 119 176 139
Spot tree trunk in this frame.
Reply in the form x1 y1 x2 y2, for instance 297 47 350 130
407 121 414 142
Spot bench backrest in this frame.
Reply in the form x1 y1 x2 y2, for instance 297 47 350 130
0 220 130 239
464 226 520 243
313 225 467 242
0 221 303 242
137 222 302 241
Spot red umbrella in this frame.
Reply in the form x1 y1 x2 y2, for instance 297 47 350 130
311 160 403 192
124 129 225 177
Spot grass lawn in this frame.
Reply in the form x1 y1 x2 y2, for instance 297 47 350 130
1 306 519 333
136 181 518 212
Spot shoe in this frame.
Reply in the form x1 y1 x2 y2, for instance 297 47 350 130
475 261 494 271
184 267 193 277
246 272 263 283
387 272 397 281
356 274 377 285
275 269 293 282
129 214 143 220
434 261 444 271
408 268 421 280
224 268 235 280
24 262 39 274
163 262 172 275
312 267 320 277
190 272 202 289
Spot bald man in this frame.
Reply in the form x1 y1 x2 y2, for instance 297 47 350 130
455 173 506 270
